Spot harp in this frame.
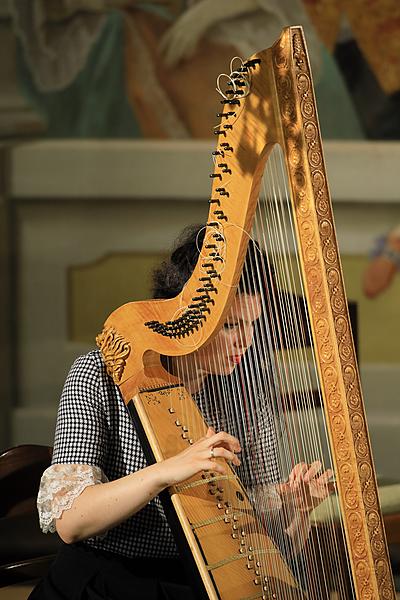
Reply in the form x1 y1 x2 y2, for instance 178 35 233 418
96 27 395 600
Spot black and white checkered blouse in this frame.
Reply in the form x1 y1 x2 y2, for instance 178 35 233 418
40 349 280 559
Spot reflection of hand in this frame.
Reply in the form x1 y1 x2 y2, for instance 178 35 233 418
277 461 335 514
159 0 257 67
158 428 241 487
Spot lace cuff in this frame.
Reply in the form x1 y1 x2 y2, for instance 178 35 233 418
37 463 108 533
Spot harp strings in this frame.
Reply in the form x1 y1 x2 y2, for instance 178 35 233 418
155 145 353 597
251 143 352 597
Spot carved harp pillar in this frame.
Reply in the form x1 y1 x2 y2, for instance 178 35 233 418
97 27 395 600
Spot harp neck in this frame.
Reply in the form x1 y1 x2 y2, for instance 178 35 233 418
97 27 302 396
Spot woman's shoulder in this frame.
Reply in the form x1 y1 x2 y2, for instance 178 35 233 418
68 349 107 374
64 349 115 393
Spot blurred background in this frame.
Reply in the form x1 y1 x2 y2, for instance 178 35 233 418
0 0 399 592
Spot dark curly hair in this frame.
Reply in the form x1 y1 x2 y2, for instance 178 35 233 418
152 224 274 300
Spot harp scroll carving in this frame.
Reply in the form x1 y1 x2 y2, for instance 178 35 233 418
96 327 131 384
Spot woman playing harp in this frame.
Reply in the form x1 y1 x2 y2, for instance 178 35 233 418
29 225 333 599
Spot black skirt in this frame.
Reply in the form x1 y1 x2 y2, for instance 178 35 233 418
28 542 196 600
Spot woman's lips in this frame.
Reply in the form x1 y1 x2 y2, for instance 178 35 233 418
231 355 242 364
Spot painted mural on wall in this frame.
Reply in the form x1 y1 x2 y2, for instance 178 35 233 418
12 0 400 140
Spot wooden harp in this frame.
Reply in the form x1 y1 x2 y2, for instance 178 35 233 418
96 27 395 600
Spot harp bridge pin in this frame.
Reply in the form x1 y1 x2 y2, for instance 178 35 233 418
175 420 181 426
168 408 175 414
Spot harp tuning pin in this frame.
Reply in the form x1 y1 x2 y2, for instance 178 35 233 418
210 173 222 179
244 58 261 67
216 111 236 118
212 150 223 156
213 129 227 136
220 143 233 151
208 199 220 205
221 99 240 106
223 124 233 130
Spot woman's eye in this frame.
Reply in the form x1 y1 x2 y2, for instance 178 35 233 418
224 322 238 330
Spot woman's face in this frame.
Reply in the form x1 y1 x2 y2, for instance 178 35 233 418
195 292 262 376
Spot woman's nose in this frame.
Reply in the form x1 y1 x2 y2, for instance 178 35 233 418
235 325 253 350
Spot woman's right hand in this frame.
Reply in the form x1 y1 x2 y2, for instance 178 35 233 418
156 428 241 488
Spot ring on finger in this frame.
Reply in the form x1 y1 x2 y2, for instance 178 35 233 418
210 447 215 459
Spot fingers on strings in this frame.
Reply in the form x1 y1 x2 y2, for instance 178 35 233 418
201 430 241 471
289 461 334 488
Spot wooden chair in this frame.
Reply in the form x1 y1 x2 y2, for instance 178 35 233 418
0 445 62 587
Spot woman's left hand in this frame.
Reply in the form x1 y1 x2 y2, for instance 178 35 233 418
277 461 335 514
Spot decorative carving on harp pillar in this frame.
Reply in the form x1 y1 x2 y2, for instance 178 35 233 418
97 27 395 600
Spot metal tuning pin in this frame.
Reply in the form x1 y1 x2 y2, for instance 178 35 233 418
216 111 236 119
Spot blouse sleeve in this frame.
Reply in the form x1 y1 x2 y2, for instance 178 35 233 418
37 463 108 533
40 352 111 533
52 353 109 468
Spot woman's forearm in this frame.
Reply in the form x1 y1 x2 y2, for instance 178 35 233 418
56 429 240 544
56 462 165 543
